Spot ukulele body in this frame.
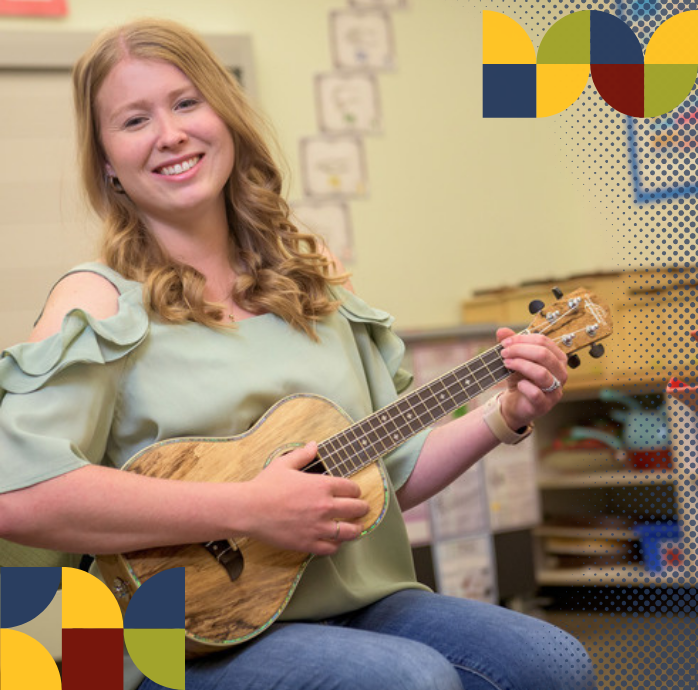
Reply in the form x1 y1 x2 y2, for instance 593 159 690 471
97 394 389 658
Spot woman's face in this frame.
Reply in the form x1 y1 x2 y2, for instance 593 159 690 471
96 58 235 231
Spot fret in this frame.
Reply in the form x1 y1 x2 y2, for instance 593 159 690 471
483 347 509 381
441 371 469 408
462 378 484 399
318 437 348 477
482 350 503 369
361 417 392 454
332 431 364 474
410 389 441 427
482 348 502 365
459 360 485 398
342 426 370 473
477 370 497 389
394 398 423 435
426 378 452 417
470 357 493 383
375 410 401 442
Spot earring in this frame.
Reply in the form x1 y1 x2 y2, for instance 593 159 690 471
108 175 126 194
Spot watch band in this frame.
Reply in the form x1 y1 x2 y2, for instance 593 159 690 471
483 392 534 445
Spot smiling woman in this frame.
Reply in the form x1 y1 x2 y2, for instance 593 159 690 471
0 17 596 690
97 59 236 241
71 19 342 330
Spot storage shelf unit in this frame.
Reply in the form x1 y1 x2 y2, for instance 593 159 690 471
462 268 697 591
537 469 673 490
535 565 688 587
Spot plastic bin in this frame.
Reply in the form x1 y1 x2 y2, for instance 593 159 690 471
635 522 682 572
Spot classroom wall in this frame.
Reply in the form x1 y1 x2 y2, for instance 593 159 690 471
0 0 624 329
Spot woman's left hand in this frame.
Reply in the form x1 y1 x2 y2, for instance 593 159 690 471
497 327 569 431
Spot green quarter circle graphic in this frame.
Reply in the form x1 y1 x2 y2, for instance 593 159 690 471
124 629 185 690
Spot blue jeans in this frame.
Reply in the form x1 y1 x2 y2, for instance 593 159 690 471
140 590 596 690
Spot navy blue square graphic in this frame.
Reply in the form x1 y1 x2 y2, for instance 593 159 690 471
483 64 536 118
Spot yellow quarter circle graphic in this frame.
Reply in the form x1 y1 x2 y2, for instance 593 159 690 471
482 11 536 65
537 64 590 118
61 567 124 629
0 630 62 689
645 10 698 64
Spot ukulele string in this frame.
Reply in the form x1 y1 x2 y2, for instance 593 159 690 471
302 298 593 476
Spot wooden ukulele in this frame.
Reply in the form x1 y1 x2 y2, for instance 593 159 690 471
97 287 612 658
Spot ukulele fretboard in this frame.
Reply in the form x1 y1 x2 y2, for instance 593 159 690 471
317 343 511 478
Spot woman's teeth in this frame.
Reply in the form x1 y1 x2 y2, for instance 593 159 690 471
158 156 200 176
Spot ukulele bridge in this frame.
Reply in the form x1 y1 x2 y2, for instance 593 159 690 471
203 539 245 582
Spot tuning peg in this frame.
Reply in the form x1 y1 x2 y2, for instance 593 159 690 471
589 343 605 358
528 299 545 314
567 354 581 369
552 287 563 299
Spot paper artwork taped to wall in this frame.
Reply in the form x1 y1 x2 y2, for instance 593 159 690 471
291 200 355 263
330 9 395 70
349 0 408 8
300 135 368 199
315 72 382 135
434 536 497 604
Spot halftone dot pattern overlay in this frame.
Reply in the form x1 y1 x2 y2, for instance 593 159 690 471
480 1 698 687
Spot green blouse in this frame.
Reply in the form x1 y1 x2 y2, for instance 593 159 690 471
0 262 430 620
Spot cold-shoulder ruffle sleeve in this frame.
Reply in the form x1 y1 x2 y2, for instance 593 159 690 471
329 285 430 490
0 277 149 493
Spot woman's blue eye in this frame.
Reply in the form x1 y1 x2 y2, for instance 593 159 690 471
124 116 146 128
177 98 199 109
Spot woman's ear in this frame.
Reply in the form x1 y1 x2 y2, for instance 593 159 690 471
105 161 115 177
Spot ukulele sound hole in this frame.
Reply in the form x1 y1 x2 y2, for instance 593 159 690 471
303 454 329 475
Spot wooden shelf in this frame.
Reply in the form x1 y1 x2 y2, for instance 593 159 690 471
537 565 692 587
537 469 674 489
534 525 636 541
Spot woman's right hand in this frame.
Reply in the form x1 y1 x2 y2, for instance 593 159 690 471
241 442 370 556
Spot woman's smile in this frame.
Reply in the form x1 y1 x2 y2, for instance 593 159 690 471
154 154 203 177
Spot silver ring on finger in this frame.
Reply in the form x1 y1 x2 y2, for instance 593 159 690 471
332 520 341 541
541 375 561 393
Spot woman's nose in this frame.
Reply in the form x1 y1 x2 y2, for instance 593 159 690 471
156 114 188 149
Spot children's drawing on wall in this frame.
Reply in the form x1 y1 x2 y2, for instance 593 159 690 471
434 537 497 604
330 9 395 70
300 135 368 198
349 0 408 8
291 200 355 263
315 72 382 134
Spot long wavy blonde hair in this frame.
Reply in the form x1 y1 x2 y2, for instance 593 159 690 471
72 18 345 336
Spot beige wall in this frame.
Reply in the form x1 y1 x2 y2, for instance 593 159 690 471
0 0 623 330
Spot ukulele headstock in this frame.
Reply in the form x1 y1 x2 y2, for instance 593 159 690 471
527 287 613 367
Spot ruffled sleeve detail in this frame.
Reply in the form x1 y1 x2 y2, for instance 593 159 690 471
0 265 150 494
330 285 413 394
0 273 149 398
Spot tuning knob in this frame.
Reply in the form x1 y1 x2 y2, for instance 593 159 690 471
567 354 581 369
552 287 563 299
589 343 605 358
528 299 545 314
